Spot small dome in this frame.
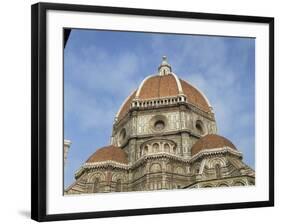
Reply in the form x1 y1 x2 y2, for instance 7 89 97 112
191 134 237 156
86 145 128 164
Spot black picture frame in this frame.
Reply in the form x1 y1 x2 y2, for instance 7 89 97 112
31 2 274 222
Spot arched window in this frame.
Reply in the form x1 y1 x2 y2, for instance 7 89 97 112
215 164 221 178
195 120 205 135
152 143 159 152
116 179 122 192
144 145 149 154
166 164 172 172
150 163 162 173
176 167 184 175
154 120 165 131
93 178 100 193
164 143 170 152
173 146 176 154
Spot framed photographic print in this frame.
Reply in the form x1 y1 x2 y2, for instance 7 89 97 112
31 2 274 222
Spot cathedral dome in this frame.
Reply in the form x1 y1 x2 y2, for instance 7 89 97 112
191 134 237 156
116 56 212 121
86 145 128 164
137 74 180 100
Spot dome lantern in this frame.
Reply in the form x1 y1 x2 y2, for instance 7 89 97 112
158 56 172 76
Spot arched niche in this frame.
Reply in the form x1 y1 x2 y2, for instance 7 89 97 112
93 178 100 193
207 157 226 169
176 166 185 175
217 183 229 187
140 139 177 155
233 181 246 186
215 164 221 178
150 163 162 173
166 163 173 172
116 179 122 192
152 143 159 152
89 172 105 183
164 143 170 152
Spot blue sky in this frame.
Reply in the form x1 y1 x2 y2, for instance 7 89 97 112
64 29 255 188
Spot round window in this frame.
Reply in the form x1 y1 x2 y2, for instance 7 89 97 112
154 120 165 131
149 115 167 132
195 120 204 134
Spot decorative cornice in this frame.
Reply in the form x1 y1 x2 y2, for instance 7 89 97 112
75 147 242 179
132 152 188 168
116 128 201 144
187 102 215 120
114 92 215 127
84 160 129 169
190 146 243 162
184 174 255 188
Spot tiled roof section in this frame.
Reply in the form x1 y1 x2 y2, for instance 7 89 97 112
116 75 212 121
138 74 179 99
191 134 237 156
86 145 128 164
180 79 211 112
117 90 137 121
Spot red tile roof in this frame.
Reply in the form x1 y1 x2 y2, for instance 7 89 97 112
191 134 237 156
86 145 128 164
116 74 211 121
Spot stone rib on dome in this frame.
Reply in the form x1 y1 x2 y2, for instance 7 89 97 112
180 79 210 113
116 90 137 121
86 145 128 164
191 134 237 156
